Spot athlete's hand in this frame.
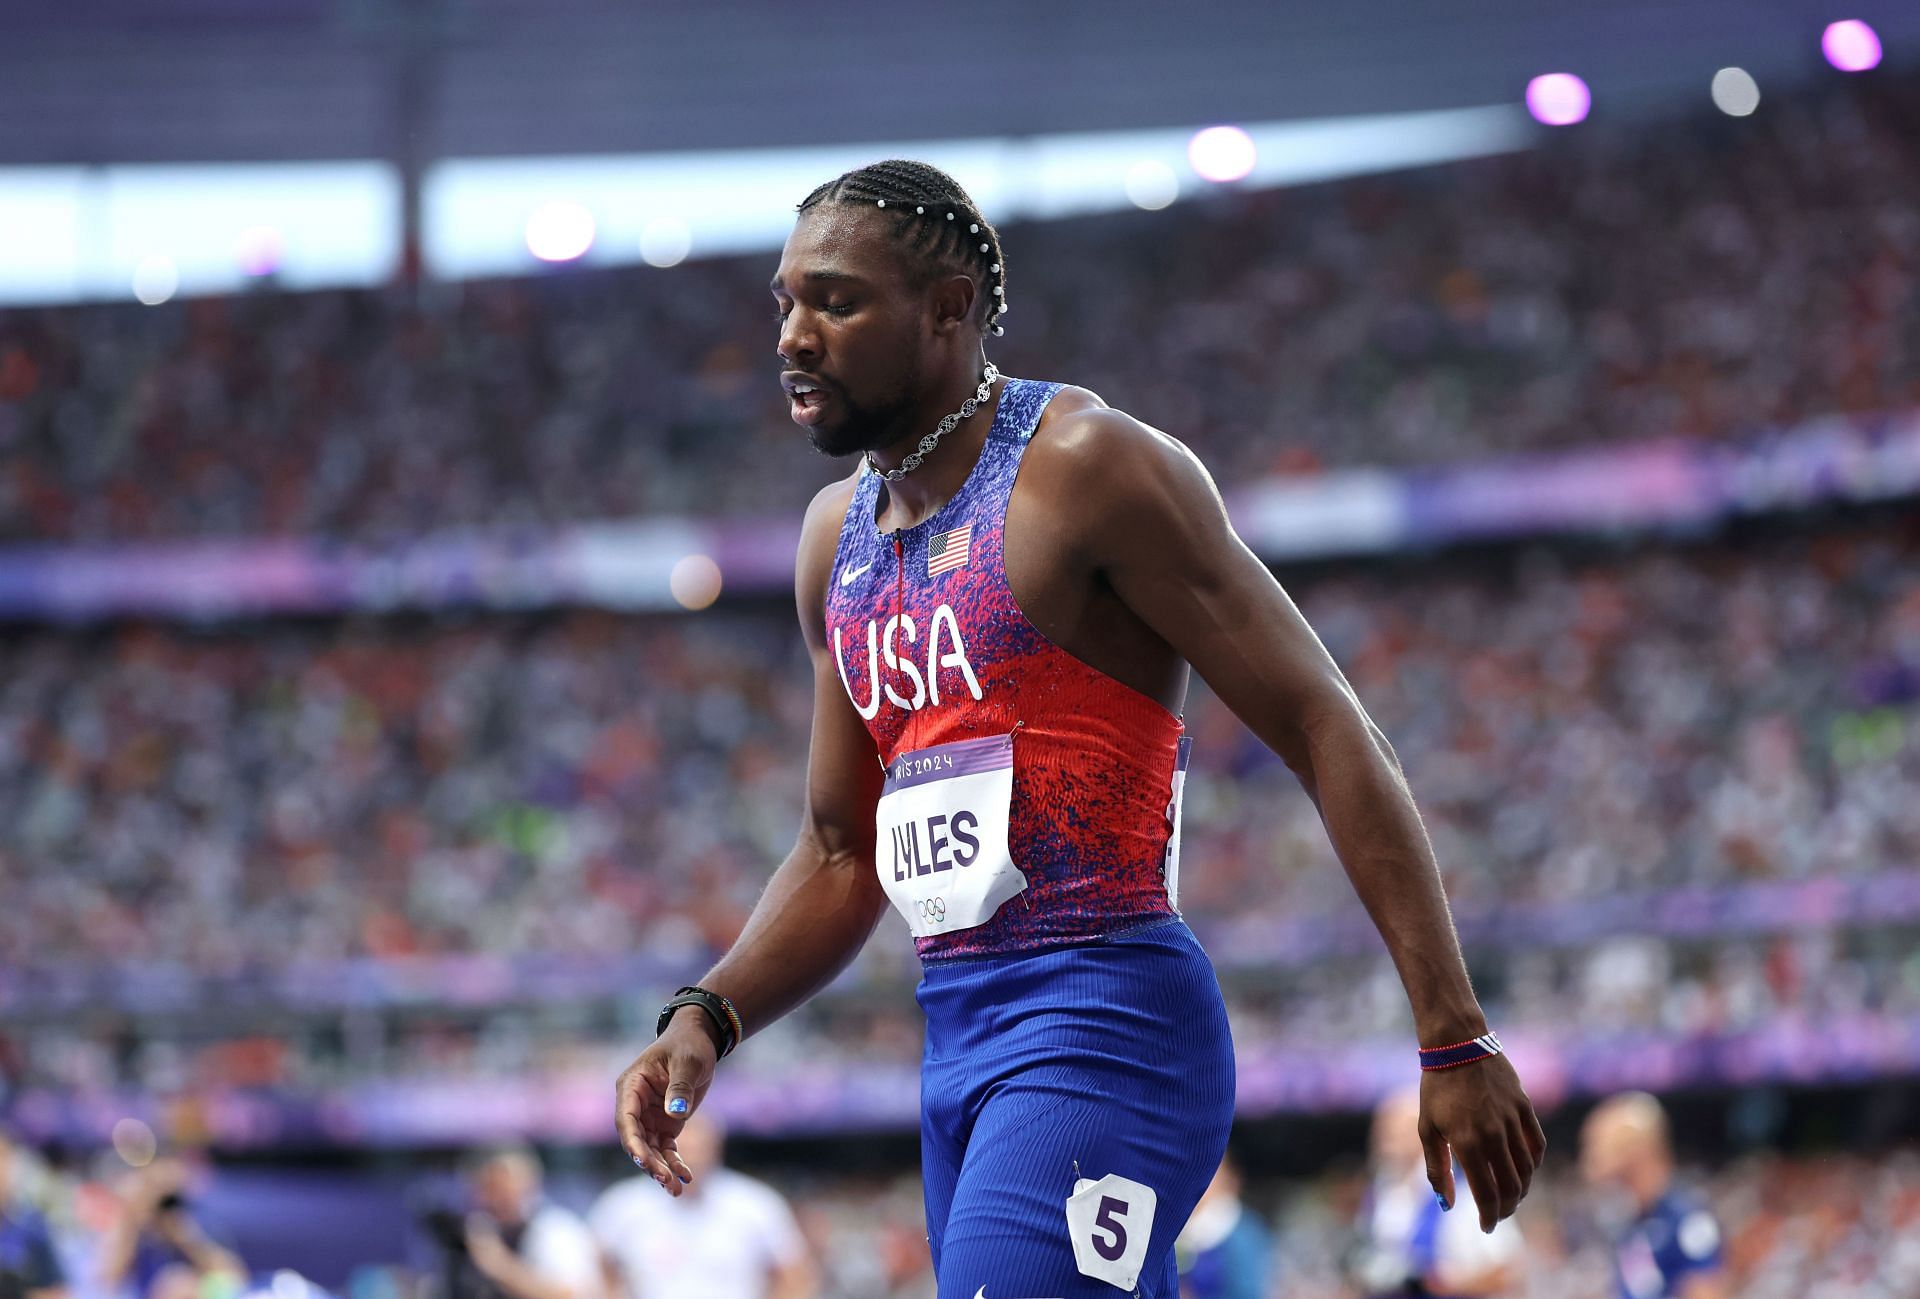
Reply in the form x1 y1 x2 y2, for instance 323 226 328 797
1419 1055 1547 1233
614 1012 718 1198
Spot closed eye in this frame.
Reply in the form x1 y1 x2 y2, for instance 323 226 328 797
772 302 854 322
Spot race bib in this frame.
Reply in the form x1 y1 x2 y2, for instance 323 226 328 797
875 732 1026 938
1066 1173 1157 1290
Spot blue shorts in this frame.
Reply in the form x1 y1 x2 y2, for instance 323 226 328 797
917 918 1236 1297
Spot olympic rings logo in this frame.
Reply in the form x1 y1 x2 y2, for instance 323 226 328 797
916 897 947 922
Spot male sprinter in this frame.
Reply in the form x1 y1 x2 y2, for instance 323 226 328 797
616 161 1545 1297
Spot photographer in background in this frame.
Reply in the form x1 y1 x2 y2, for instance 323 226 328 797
435 1147 600 1299
95 1157 243 1299
590 1114 814 1299
1580 1094 1727 1299
0 1130 65 1299
1353 1089 1523 1298
1174 1153 1273 1299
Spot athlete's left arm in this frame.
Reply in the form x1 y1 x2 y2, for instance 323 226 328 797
1041 408 1548 1232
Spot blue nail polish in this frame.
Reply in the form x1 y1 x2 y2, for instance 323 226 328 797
1435 1193 1449 1211
666 1097 689 1115
631 1155 645 1169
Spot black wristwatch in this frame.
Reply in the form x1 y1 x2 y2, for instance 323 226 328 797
656 986 742 1057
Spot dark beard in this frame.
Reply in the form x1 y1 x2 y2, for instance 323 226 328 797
806 372 920 459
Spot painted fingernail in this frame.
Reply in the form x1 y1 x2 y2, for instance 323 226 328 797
631 1155 646 1169
666 1097 689 1116
1435 1194 1449 1211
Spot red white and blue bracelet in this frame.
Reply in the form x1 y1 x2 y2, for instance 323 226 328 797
1419 1031 1505 1071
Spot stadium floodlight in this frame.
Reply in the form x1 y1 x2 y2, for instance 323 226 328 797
1711 68 1761 117
525 200 596 262
639 216 692 268
1525 73 1591 126
1821 20 1882 72
1124 160 1179 210
132 254 178 305
670 554 723 610
237 225 286 276
1187 126 1257 183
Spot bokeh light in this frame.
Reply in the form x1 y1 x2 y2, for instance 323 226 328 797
639 216 692 268
1526 73 1591 126
525 201 595 262
1822 20 1882 72
132 255 179 305
1124 160 1179 210
1711 67 1761 117
1187 126 1256 183
236 225 285 277
111 1116 157 1166
670 554 723 610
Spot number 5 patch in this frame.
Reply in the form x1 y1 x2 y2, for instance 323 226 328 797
1064 1173 1157 1290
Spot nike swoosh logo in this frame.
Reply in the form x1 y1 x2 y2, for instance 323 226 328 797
840 559 874 587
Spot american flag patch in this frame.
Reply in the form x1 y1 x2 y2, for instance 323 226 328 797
927 523 973 577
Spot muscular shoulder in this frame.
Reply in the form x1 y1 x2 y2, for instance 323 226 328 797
1022 399 1220 546
800 471 860 557
1030 397 1195 470
795 469 861 646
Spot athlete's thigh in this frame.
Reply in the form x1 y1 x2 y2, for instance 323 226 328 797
921 1073 968 1268
933 1065 1231 1298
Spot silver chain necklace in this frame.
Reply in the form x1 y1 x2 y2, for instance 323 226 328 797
866 363 999 482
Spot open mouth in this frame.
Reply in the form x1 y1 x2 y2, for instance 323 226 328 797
789 387 831 426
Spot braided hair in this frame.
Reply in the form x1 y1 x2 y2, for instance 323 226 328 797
797 160 1008 337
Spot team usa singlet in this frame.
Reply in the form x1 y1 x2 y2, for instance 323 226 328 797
822 377 1237 1297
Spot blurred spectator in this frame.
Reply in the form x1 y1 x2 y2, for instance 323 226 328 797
790 1176 931 1299
1579 1094 1725 1299
1175 1153 1273 1299
456 1147 601 1299
0 1130 64 1299
1353 1089 1522 1297
588 1115 815 1299
94 1157 243 1299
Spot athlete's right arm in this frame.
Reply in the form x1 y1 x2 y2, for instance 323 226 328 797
615 477 888 1193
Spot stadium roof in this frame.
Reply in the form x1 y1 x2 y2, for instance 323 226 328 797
1 0 1914 165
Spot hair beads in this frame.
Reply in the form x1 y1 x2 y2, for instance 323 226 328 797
796 160 1010 338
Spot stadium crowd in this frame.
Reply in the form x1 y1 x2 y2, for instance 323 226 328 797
4 519 1915 972
0 78 1915 544
3 514 1918 1096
